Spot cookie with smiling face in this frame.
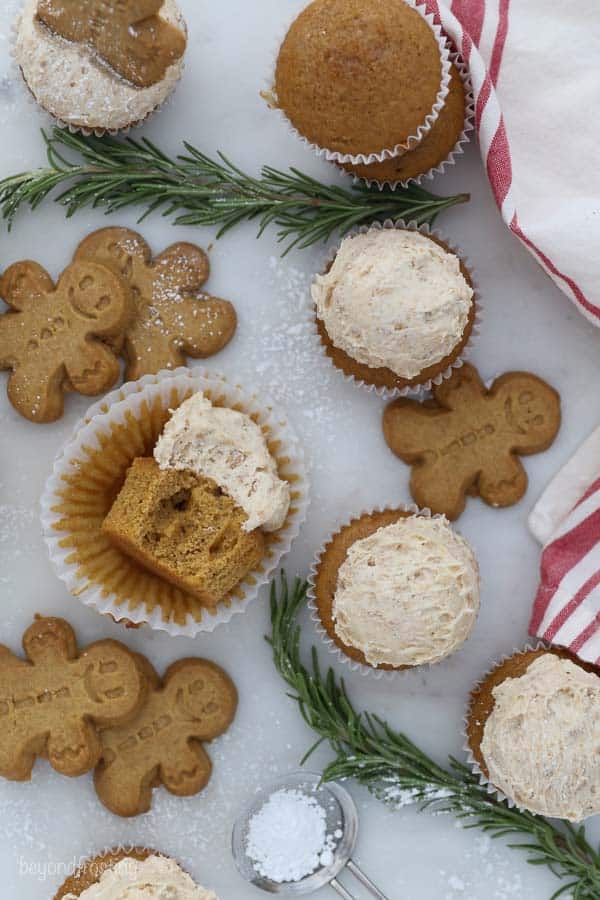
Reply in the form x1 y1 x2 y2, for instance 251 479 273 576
95 656 237 817
0 259 131 422
0 617 146 781
383 364 561 519
74 228 237 382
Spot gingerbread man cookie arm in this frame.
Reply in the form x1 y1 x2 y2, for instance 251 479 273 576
491 372 561 455
0 645 44 781
0 261 54 309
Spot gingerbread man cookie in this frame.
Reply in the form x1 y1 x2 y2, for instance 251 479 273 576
383 363 561 520
0 617 146 781
75 228 237 381
0 259 131 423
95 657 237 817
36 0 187 89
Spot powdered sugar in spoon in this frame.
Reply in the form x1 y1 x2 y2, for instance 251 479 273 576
232 771 391 898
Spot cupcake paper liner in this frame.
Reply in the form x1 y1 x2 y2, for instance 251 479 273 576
10 7 185 137
462 642 550 813
41 368 309 637
310 219 481 401
347 48 475 190
307 504 480 680
264 0 452 166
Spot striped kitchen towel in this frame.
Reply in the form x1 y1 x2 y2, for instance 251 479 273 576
427 0 600 325
528 428 600 665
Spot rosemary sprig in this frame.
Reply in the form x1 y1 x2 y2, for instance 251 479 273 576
0 128 469 254
268 574 600 899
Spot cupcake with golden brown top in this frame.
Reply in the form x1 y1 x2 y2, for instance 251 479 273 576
15 0 187 133
273 0 450 162
311 509 480 672
311 227 476 393
56 847 217 899
466 648 600 822
343 59 471 185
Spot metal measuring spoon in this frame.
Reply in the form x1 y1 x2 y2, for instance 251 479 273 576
232 771 391 899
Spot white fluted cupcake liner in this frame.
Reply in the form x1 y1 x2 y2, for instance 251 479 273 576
462 642 552 813
307 504 479 680
41 368 309 637
310 219 481 401
346 48 475 189
264 0 452 166
10 4 185 137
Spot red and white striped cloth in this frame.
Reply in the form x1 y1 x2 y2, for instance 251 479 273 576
528 429 600 665
427 0 600 326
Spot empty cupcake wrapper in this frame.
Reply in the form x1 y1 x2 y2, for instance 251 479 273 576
10 6 185 137
310 219 482 401
307 503 480 680
264 0 452 166
41 368 310 637
461 642 550 812
346 48 475 189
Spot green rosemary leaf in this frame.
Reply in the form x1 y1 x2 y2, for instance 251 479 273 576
0 128 469 252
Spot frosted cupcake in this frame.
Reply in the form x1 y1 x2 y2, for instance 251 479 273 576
56 848 216 899
466 648 600 821
312 228 476 393
15 0 187 133
311 510 480 671
273 0 450 163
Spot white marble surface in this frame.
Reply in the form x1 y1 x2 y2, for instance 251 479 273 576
0 2 599 898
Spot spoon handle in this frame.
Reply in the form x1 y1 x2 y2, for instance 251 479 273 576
329 876 357 900
346 858 392 900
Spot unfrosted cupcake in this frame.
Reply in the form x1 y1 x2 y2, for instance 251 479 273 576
311 510 480 671
466 648 600 821
312 228 476 393
56 848 217 899
15 0 187 133
273 0 450 162
342 61 469 184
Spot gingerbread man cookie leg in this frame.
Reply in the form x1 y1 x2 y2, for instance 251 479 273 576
383 363 561 520
95 657 237 816
0 618 146 781
74 228 237 381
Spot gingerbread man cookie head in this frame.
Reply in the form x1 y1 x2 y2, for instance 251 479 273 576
492 372 561 452
0 617 145 781
165 658 238 740
0 259 131 423
36 0 187 89
383 363 561 520
74 228 237 381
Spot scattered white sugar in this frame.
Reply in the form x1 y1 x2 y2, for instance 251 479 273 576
245 788 339 883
